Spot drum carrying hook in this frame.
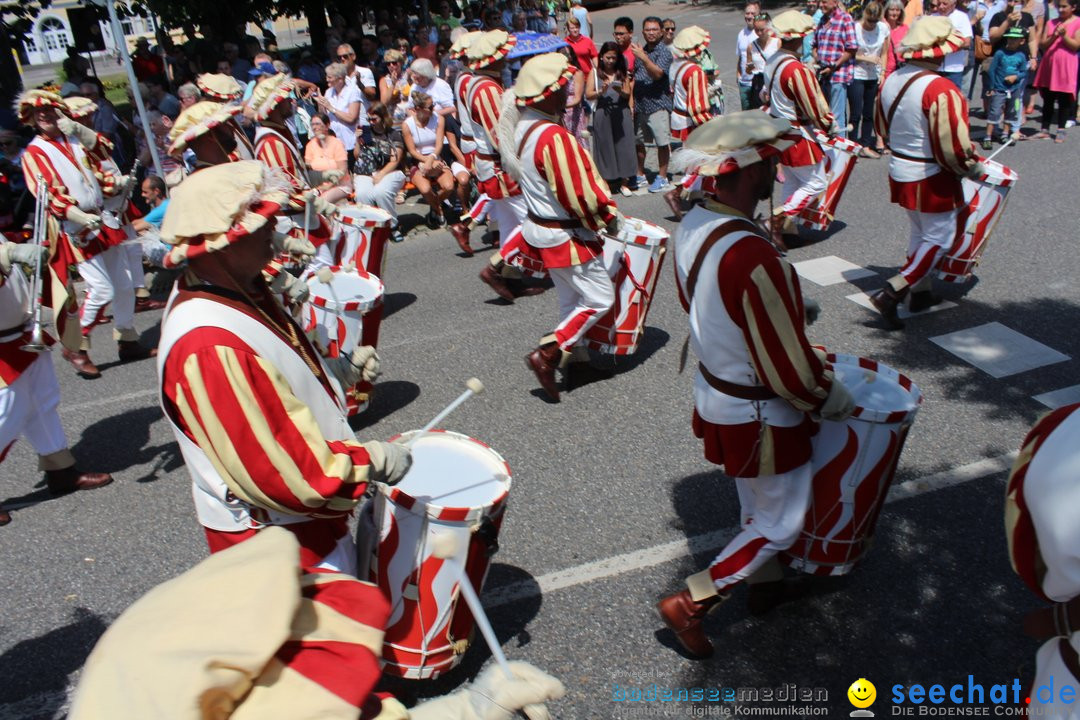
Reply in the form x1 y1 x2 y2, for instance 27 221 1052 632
472 516 500 557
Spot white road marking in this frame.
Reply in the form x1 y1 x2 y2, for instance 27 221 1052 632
847 291 958 319
482 451 1018 609
930 322 1069 379
61 388 159 415
1033 384 1080 410
793 256 877 286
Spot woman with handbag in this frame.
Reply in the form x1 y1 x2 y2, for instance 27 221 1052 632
586 42 636 196
353 103 407 243
745 12 780 108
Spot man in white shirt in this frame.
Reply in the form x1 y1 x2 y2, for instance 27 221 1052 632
736 2 762 109
336 43 377 139
937 0 973 88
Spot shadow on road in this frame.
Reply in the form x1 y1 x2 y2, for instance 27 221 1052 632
349 379 422 431
68 406 179 482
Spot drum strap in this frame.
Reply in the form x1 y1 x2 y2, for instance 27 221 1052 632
698 362 779 400
516 118 549 158
683 218 762 302
1024 596 1080 642
528 212 583 229
884 70 935 140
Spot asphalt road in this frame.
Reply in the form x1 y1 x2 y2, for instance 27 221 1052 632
3 3 1079 718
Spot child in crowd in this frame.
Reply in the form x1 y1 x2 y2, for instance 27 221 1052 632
984 26 1028 148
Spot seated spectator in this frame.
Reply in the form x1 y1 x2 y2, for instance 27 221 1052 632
378 49 410 124
402 58 456 116
132 175 169 232
316 62 363 151
353 102 407 243
414 24 438 62
305 112 349 173
147 77 181 119
177 83 201 112
136 111 182 177
401 91 463 228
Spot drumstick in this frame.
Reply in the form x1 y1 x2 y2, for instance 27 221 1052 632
430 532 514 680
402 378 484 448
984 137 1014 163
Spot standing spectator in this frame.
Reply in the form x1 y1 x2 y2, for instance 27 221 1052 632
559 46 590 148
132 38 166 83
304 113 349 173
1031 0 1080 142
353 102 406 243
851 1 889 155
1021 0 1046 115
434 0 463 29
414 24 439 63
177 83 201 112
147 78 181 119
983 27 1028 145
337 44 377 138
78 81 128 166
936 0 974 87
614 17 636 73
586 42 637 194
813 0 859 138
63 48 91 88
223 43 252 83
662 19 677 46
297 50 324 85
737 3 761 110
803 0 823 63
631 16 674 193
745 11 780 109
571 0 593 37
988 0 1038 124
316 63 364 151
904 0 925 26
884 0 912 78
566 17 599 73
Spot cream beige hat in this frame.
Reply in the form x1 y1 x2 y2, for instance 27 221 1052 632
771 11 817 40
15 89 66 125
62 96 98 119
167 100 243 156
513 52 576 107
899 15 967 59
247 73 294 121
672 26 711 58
196 72 244 102
466 29 516 70
159 161 291 268
449 30 484 60
671 111 798 177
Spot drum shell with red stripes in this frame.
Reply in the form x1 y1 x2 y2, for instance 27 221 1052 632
781 355 922 576
938 158 1016 283
794 132 861 232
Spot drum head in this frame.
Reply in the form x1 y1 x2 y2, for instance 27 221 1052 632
306 268 385 312
388 430 511 515
976 158 1017 186
339 203 393 227
829 354 921 421
621 217 670 245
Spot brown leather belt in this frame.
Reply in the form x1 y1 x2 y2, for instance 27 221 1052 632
0 323 27 337
1025 596 1080 641
477 152 499 160
672 107 690 117
528 213 583 229
889 148 935 163
698 363 778 401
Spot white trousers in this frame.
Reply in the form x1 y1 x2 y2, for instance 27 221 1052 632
353 171 406 227
123 242 146 290
701 462 813 595
548 258 615 351
79 246 136 339
0 353 68 460
892 207 962 292
779 161 827 216
489 195 528 248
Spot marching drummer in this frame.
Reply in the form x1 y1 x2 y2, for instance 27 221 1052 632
762 11 838 250
497 53 618 402
868 16 984 330
657 113 854 659
666 26 714 219
155 161 409 574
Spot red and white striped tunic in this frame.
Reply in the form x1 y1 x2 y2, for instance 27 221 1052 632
466 74 520 199
764 52 834 167
670 59 711 141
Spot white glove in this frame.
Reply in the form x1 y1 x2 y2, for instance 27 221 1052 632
361 440 412 486
323 169 345 184
410 662 567 720
271 231 316 258
306 191 338 218
118 173 137 195
57 115 99 148
65 206 102 232
0 242 47 275
964 161 987 180
819 378 855 421
266 269 310 305
605 208 625 236
328 345 380 387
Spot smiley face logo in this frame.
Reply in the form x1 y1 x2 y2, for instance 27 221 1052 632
848 678 877 709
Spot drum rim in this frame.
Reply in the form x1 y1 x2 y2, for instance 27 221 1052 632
617 217 670 244
338 202 394 224
382 429 512 516
306 269 385 311
827 353 923 423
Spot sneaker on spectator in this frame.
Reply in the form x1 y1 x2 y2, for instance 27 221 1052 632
1066 120 1076 129
649 176 674 193
981 137 993 151
633 174 649 194
619 184 633 197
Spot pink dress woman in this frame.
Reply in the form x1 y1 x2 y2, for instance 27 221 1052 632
1033 15 1080 138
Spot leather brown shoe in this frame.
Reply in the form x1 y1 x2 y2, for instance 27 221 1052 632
869 287 907 330
664 188 684 220
117 340 158 363
526 342 563 402
656 589 723 659
62 348 101 379
45 467 114 496
0 503 10 526
480 264 515 302
450 223 473 255
507 278 547 298
135 297 167 312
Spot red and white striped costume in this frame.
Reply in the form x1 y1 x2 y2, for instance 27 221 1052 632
674 201 838 596
764 51 834 217
454 69 491 227
874 63 978 293
514 108 615 351
22 132 139 344
0 255 73 471
669 59 712 141
254 125 332 251
467 73 527 248
158 279 376 574
1007 404 1080 717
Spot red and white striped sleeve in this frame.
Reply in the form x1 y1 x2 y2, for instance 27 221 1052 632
83 132 115 163
783 62 834 133
161 326 373 518
535 126 616 231
718 235 833 412
21 147 79 218
685 64 712 126
469 80 503 148
257 134 305 191
923 78 977 177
